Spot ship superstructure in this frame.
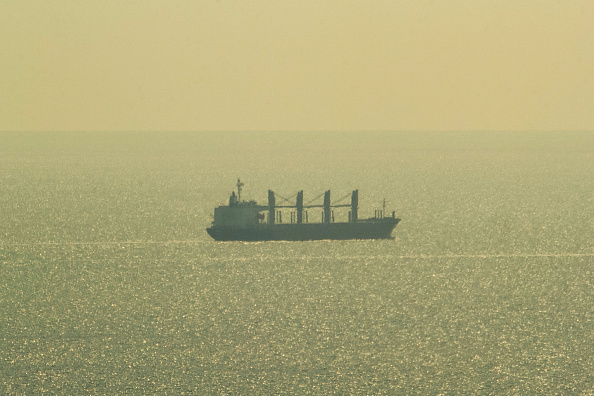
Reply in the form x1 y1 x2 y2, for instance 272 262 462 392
206 179 400 241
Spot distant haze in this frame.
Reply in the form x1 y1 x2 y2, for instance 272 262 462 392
2 1 593 132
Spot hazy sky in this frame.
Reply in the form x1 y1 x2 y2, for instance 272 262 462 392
2 1 593 132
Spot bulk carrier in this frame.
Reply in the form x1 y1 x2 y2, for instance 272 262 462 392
206 180 400 241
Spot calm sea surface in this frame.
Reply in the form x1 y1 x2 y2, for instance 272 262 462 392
1 131 593 394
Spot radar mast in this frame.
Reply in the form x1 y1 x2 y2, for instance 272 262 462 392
237 178 244 202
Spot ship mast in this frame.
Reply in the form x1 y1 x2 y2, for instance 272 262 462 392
237 178 244 202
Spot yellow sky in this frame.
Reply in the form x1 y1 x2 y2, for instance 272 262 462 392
1 1 593 131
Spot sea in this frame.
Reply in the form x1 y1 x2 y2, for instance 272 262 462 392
1 131 592 394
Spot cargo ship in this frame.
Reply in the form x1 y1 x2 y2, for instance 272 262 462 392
206 179 400 241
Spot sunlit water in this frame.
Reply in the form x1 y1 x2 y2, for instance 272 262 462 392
1 132 593 394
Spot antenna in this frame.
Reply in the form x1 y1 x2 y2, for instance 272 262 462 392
237 178 244 202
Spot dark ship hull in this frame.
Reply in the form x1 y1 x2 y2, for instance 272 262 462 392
207 217 400 242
